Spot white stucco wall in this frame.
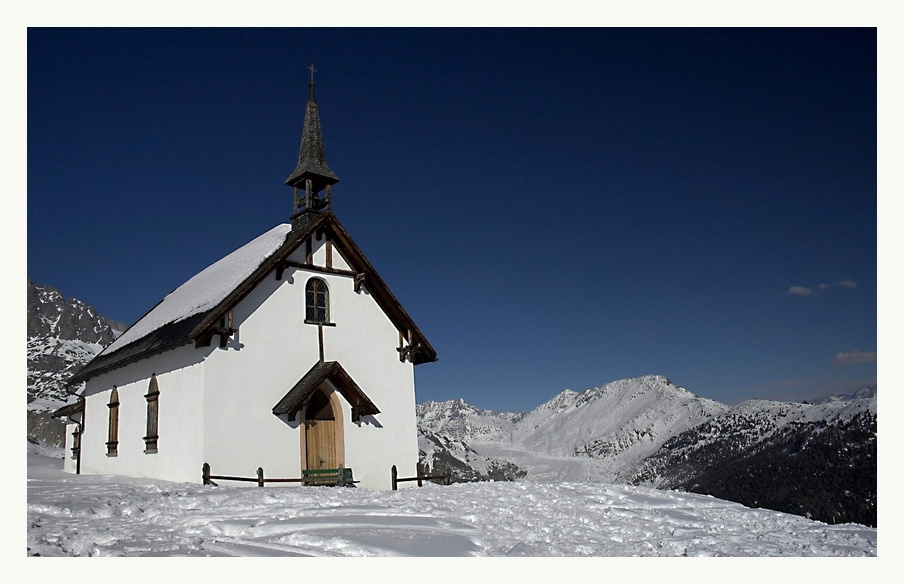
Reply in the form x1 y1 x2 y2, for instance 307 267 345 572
77 344 208 484
200 264 310 483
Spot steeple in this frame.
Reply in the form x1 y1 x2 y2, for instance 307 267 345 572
286 65 339 227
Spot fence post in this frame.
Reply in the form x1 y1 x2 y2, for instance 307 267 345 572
257 467 264 487
417 464 423 487
202 462 210 485
391 465 398 490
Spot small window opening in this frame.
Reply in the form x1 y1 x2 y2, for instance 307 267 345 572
144 374 160 454
305 277 330 324
106 386 119 457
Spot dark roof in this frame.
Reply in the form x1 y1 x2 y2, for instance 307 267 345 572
68 212 437 386
68 312 210 385
52 400 84 419
284 81 339 192
273 361 379 418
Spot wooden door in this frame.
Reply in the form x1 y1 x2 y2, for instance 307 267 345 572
305 419 337 469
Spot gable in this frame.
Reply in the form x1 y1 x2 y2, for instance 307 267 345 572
69 212 436 385
272 360 380 420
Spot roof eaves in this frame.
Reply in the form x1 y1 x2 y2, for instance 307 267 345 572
67 312 210 385
51 400 84 419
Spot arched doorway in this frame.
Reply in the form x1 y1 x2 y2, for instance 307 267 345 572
302 387 344 470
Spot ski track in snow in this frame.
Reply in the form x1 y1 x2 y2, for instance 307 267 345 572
26 448 876 557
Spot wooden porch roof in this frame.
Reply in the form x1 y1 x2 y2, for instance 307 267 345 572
272 361 380 419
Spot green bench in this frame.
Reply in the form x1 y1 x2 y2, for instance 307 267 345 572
301 467 357 486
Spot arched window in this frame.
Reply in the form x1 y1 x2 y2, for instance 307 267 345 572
106 386 119 457
71 425 81 461
305 277 330 324
144 374 159 454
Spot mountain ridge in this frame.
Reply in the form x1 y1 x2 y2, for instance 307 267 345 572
418 374 731 482
26 279 124 445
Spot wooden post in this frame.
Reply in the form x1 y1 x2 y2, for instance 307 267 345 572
257 467 264 487
203 462 210 485
391 465 398 490
417 464 423 487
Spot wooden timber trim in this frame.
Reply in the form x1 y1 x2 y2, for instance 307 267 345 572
276 260 358 281
397 328 425 363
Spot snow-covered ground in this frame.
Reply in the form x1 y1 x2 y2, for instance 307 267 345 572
26 442 876 558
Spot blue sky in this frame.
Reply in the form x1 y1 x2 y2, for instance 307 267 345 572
26 27 877 412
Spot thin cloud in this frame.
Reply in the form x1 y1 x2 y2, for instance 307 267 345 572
835 351 876 365
787 279 858 296
787 286 815 296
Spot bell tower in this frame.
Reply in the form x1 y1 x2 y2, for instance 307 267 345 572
285 65 340 230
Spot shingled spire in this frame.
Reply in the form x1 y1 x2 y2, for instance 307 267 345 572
286 65 339 228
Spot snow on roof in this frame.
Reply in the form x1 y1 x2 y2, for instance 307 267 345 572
101 224 292 356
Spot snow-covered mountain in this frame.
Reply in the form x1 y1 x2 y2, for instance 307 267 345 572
26 279 124 445
418 375 728 483
512 375 728 476
631 395 877 526
810 385 876 404
417 429 527 483
417 398 524 442
416 377 877 527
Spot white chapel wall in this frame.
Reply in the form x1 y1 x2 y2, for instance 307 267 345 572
77 344 208 484
201 267 313 483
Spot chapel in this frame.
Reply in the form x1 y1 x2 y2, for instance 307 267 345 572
54 71 436 490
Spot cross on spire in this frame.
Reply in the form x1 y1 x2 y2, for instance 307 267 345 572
308 64 316 82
